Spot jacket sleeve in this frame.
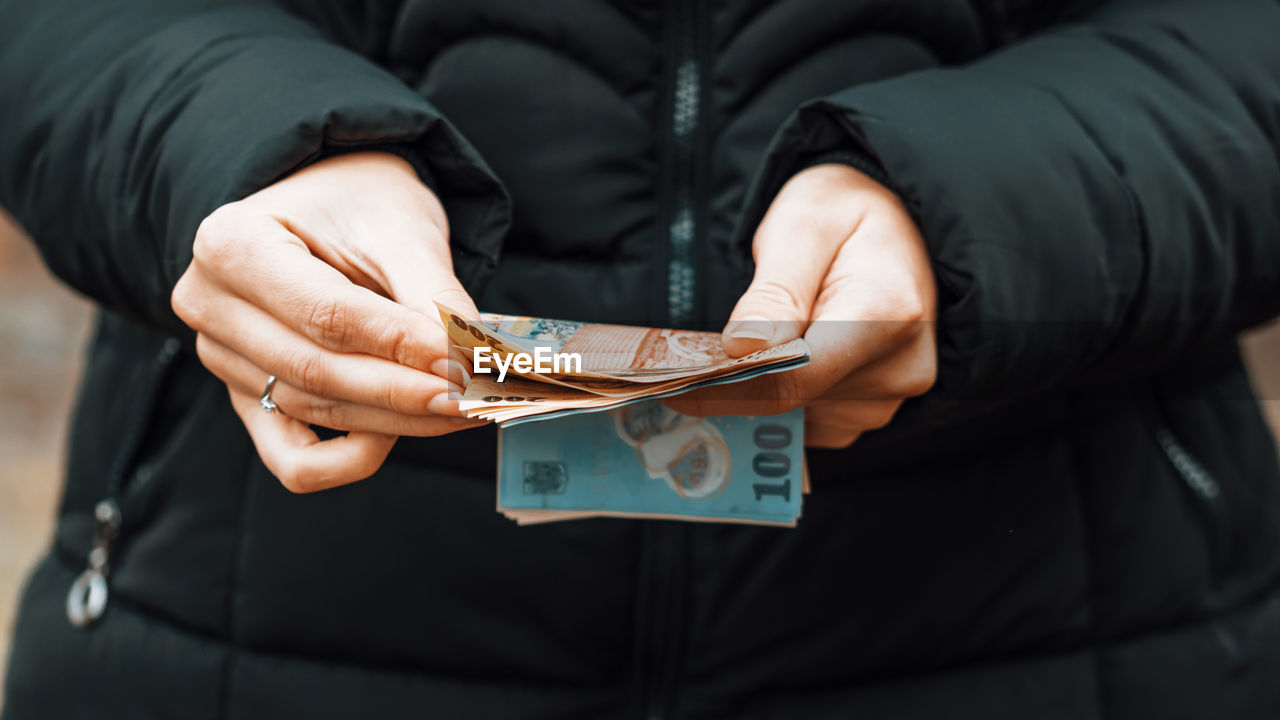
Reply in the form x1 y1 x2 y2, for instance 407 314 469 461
740 0 1280 422
0 0 510 336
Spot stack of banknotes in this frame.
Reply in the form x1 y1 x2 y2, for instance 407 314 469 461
434 303 810 526
498 400 809 526
434 303 810 425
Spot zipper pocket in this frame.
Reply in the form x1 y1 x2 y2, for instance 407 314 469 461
65 335 183 628
1155 427 1224 506
1151 410 1230 576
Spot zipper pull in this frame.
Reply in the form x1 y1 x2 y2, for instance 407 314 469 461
66 499 120 628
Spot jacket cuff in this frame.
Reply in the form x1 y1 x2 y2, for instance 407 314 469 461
733 102 921 264
138 8 514 324
800 150 903 202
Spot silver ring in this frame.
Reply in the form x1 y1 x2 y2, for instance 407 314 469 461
260 375 279 414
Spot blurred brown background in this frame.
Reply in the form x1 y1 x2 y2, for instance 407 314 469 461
0 208 1278 695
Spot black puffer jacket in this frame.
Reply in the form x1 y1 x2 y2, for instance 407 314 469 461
3 0 1280 718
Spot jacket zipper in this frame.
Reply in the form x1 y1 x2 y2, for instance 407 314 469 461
664 0 702 330
636 522 689 720
66 335 182 628
637 2 703 718
1155 424 1229 570
1155 427 1224 507
1148 382 1230 575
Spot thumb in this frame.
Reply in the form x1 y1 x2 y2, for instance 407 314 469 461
377 222 481 322
366 220 481 387
722 197 845 357
385 240 479 388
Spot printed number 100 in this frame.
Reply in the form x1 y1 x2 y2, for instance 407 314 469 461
751 425 792 502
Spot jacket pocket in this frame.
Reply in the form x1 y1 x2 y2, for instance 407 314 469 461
1147 385 1231 581
65 321 184 629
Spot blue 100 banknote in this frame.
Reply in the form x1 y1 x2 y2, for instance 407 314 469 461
498 400 805 526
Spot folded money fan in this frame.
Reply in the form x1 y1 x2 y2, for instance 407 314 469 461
434 302 811 425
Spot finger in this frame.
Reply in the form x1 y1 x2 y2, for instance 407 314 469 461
805 425 861 449
371 224 483 323
812 331 937 402
227 387 397 493
198 334 487 436
300 206 480 323
804 424 861 449
804 399 902 449
191 292 456 415
720 176 859 357
185 211 453 372
664 318 912 417
807 398 902 429
273 162 479 322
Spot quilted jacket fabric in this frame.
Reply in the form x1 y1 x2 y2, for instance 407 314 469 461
2 0 1280 717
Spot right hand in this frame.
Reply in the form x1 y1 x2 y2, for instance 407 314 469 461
171 151 486 493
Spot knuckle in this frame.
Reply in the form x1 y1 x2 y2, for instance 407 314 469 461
883 278 930 323
384 383 414 415
856 282 926 326
762 373 804 415
286 350 328 396
292 392 340 428
306 297 352 350
767 397 797 416
385 325 418 367
861 297 903 326
274 464 315 494
192 204 241 267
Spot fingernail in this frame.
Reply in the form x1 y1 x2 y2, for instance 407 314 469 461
725 317 774 341
450 359 471 387
449 347 472 370
428 392 463 416
431 357 471 386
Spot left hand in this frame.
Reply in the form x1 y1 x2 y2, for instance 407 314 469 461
171 151 485 492
665 163 938 448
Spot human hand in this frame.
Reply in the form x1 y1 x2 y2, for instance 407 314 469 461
172 151 485 492
666 164 937 447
